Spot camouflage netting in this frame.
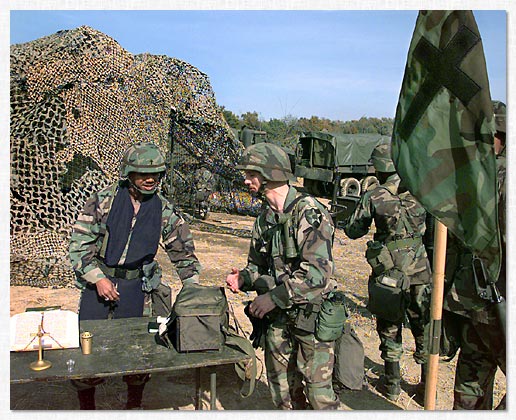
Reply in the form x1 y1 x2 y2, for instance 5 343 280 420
10 26 260 288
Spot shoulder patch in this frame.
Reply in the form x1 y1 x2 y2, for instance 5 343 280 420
305 207 322 228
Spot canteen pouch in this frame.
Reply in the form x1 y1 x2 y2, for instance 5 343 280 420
161 284 229 352
367 268 410 323
315 291 348 342
365 240 395 275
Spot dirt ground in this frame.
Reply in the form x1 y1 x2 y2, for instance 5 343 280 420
9 211 506 411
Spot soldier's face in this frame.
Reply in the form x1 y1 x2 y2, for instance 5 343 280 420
129 172 161 193
243 170 264 194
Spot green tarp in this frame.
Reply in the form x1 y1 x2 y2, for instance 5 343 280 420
300 131 389 167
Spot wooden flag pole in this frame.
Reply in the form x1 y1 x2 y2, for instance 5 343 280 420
424 220 448 410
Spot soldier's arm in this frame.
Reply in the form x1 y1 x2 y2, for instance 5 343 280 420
69 193 106 285
238 218 270 292
270 201 335 308
343 192 374 239
162 207 201 285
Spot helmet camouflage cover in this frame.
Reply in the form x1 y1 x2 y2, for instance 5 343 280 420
371 143 396 173
492 100 506 134
236 143 295 182
120 142 167 178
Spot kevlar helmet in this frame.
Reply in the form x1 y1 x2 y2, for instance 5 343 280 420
371 143 395 173
120 142 167 178
492 100 506 133
236 143 295 182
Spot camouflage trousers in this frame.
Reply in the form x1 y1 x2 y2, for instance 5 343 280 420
376 284 428 364
445 311 506 410
264 314 339 410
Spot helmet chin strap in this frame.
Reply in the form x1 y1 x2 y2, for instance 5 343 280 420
127 177 160 197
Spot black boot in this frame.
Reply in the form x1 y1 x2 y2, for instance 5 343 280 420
77 388 96 410
126 384 145 409
379 361 401 401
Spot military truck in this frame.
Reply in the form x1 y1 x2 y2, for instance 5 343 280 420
294 131 389 225
232 126 268 147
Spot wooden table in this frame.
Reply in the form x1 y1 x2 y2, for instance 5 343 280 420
10 317 250 410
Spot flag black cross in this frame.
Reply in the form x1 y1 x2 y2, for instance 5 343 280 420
398 25 481 140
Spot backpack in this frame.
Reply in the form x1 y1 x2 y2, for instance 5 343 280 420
160 284 258 397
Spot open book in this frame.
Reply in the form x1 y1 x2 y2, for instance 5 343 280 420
10 309 80 351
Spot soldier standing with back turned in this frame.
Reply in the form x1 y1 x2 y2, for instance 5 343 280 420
442 101 506 410
226 143 339 410
344 143 431 402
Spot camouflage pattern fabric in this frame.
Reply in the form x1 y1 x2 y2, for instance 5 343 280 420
265 314 338 410
239 186 337 306
236 143 295 183
390 10 500 283
239 186 338 409
444 311 505 409
442 140 506 409
344 173 431 363
120 142 167 177
69 181 201 287
344 174 432 281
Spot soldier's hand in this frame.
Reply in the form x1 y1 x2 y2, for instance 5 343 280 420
249 293 277 319
96 278 120 301
226 267 243 293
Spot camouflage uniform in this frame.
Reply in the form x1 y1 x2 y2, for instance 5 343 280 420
345 174 431 361
443 101 506 410
69 142 201 409
236 143 339 410
344 143 431 400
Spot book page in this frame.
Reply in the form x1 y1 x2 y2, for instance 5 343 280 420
10 309 80 351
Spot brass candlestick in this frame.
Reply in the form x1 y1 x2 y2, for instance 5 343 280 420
29 325 52 371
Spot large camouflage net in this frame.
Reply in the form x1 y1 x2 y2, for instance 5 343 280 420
10 26 260 288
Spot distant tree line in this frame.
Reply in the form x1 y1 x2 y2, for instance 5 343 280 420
220 106 394 150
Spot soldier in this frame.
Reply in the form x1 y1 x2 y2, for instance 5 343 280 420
442 101 506 410
225 143 339 410
69 142 201 409
344 143 431 402
193 163 216 219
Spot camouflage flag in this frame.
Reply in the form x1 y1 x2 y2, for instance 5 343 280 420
391 10 501 282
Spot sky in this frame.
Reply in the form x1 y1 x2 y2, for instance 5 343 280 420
7 7 507 122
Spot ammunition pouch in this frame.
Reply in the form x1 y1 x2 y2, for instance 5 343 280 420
141 260 162 292
365 240 394 275
367 268 410 323
293 302 320 333
315 291 348 342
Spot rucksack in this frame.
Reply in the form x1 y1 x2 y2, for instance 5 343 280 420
160 284 257 397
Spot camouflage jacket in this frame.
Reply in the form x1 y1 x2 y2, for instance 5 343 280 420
443 151 506 323
344 174 431 283
69 181 201 288
239 186 337 309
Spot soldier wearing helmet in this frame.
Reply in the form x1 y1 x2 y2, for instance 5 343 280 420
69 142 201 410
344 142 431 403
442 101 507 410
226 143 339 409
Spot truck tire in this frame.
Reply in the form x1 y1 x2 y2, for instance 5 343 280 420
361 176 379 193
340 178 361 197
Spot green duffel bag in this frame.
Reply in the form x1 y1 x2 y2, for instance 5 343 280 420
161 284 229 352
367 268 410 323
315 291 348 342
